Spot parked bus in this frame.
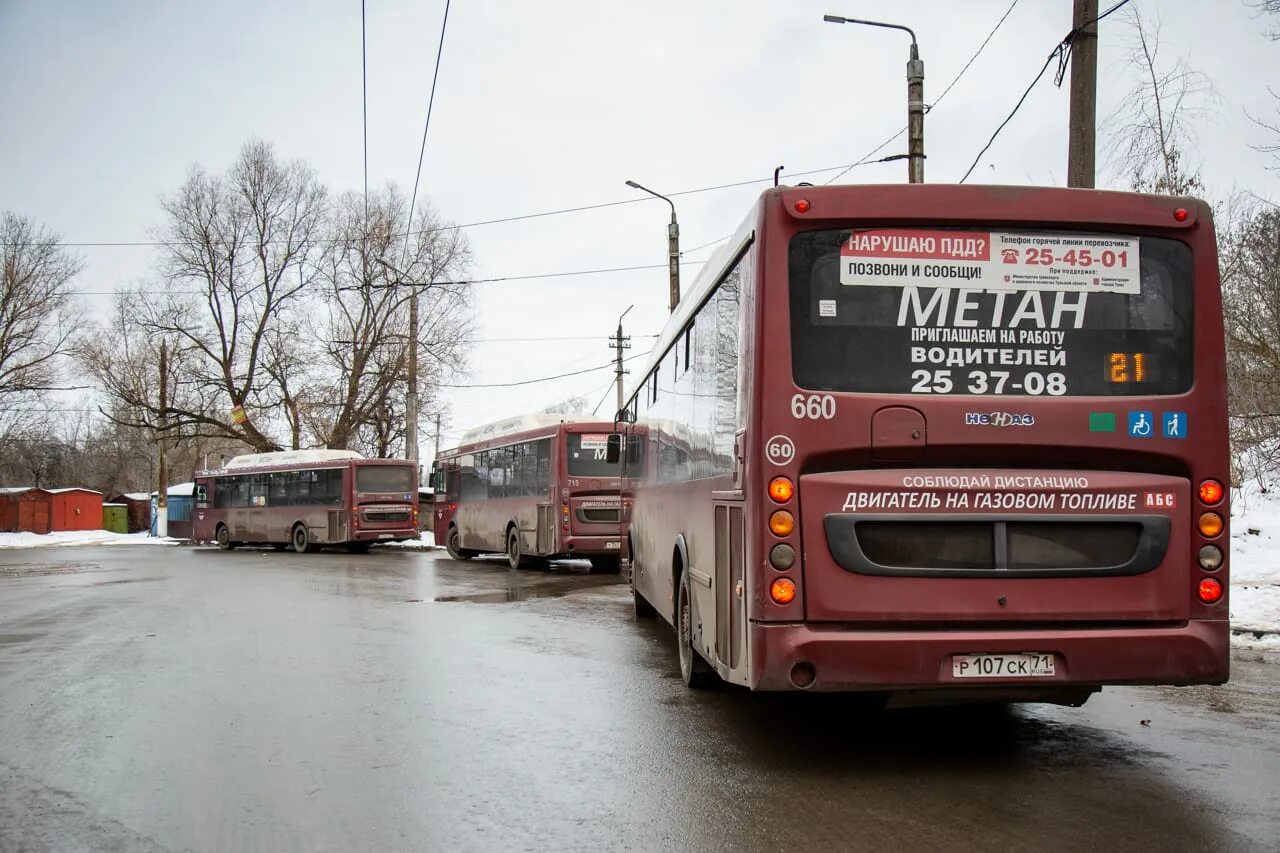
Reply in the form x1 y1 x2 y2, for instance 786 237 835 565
613 183 1229 705
432 415 643 572
193 450 419 552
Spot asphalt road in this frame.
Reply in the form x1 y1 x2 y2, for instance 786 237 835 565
1 545 1277 852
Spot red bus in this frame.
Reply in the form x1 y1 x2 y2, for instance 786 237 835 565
614 183 1229 705
192 450 419 553
432 415 643 572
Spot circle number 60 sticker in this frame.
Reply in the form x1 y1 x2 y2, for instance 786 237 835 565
766 435 796 465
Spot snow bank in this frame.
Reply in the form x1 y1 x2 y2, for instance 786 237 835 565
0 530 182 550
379 531 439 550
1230 479 1280 651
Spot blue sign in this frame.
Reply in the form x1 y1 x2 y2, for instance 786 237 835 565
1128 411 1154 438
1162 412 1187 439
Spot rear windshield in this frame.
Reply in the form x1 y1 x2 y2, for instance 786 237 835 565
789 228 1193 396
356 465 415 493
565 433 644 477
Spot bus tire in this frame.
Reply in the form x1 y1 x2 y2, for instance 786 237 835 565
445 526 473 561
215 524 235 551
292 523 317 554
588 555 621 574
507 527 526 570
677 568 717 689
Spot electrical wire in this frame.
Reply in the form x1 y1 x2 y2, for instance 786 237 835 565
958 0 1131 183
437 351 650 389
400 0 452 267
361 0 369 228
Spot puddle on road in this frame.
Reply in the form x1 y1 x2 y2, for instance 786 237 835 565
433 576 620 605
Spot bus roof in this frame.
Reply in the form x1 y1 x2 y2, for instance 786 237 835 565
441 414 624 457
224 449 364 469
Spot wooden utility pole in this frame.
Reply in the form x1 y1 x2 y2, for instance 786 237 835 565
1068 0 1099 188
156 340 169 538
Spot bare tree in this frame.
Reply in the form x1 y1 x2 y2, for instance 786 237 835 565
0 213 83 403
301 188 473 454
1105 7 1215 195
83 141 327 452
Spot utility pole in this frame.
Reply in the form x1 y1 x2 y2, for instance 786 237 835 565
406 285 419 463
1067 0 1099 188
610 305 634 413
433 413 441 461
824 15 924 183
156 340 168 538
625 181 681 312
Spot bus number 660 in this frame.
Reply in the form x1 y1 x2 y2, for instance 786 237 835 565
791 394 836 420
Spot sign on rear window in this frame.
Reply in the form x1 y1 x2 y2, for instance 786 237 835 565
790 229 1193 396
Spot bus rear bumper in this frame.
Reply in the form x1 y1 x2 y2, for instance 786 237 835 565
352 528 419 543
562 535 624 556
751 620 1229 693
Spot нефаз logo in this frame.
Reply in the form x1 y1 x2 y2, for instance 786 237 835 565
965 412 1036 427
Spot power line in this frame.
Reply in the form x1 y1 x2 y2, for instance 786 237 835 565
438 351 650 389
958 0 1131 183
824 0 1021 186
361 0 369 228
400 0 452 267
32 160 880 250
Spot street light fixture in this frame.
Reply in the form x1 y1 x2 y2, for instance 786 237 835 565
625 180 681 312
823 14 925 184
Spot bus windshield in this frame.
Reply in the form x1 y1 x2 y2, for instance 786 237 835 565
356 465 415 493
788 228 1194 397
565 433 642 476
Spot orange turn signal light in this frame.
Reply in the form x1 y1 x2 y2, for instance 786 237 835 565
1198 577 1223 604
1199 479 1224 505
770 577 797 604
768 477 794 503
1198 512 1224 538
769 510 795 537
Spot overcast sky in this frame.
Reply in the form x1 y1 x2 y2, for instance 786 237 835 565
2 0 1276 451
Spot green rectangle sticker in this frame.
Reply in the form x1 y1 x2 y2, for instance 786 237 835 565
1089 412 1116 433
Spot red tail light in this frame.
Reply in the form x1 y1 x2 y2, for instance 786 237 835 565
1197 577 1223 604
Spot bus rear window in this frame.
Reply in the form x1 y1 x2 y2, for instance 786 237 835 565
566 433 643 477
788 228 1193 396
357 466 415 493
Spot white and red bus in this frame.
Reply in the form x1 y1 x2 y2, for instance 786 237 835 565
614 183 1229 705
192 450 419 553
432 415 642 572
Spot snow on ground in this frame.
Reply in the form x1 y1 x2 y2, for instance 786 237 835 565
379 531 438 550
0 530 182 549
1230 479 1280 651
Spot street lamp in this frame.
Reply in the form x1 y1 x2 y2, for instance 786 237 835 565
824 14 925 184
625 180 681 312
374 257 430 463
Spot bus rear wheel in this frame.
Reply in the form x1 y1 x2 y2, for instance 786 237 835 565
292 524 317 554
215 524 235 551
507 528 527 570
678 568 717 689
446 527 474 561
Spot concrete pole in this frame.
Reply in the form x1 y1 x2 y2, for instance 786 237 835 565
907 44 925 184
1067 0 1099 188
406 286 419 462
667 213 681 313
156 340 168 538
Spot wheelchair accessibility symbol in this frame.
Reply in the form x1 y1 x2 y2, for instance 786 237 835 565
1128 411 1154 438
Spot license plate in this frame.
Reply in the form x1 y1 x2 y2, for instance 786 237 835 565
378 533 393 539
605 541 620 550
952 653 1055 678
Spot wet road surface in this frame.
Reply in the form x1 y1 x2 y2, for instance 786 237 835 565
1 545 1277 852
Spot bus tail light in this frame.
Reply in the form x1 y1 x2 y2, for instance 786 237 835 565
1199 479 1224 505
794 198 811 214
1198 545 1223 571
1198 512 1224 538
770 577 797 604
769 544 795 570
1198 577 1223 604
768 477 794 503
768 510 795 537
1174 207 1189 222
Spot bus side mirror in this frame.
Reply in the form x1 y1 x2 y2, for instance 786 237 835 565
606 434 622 464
